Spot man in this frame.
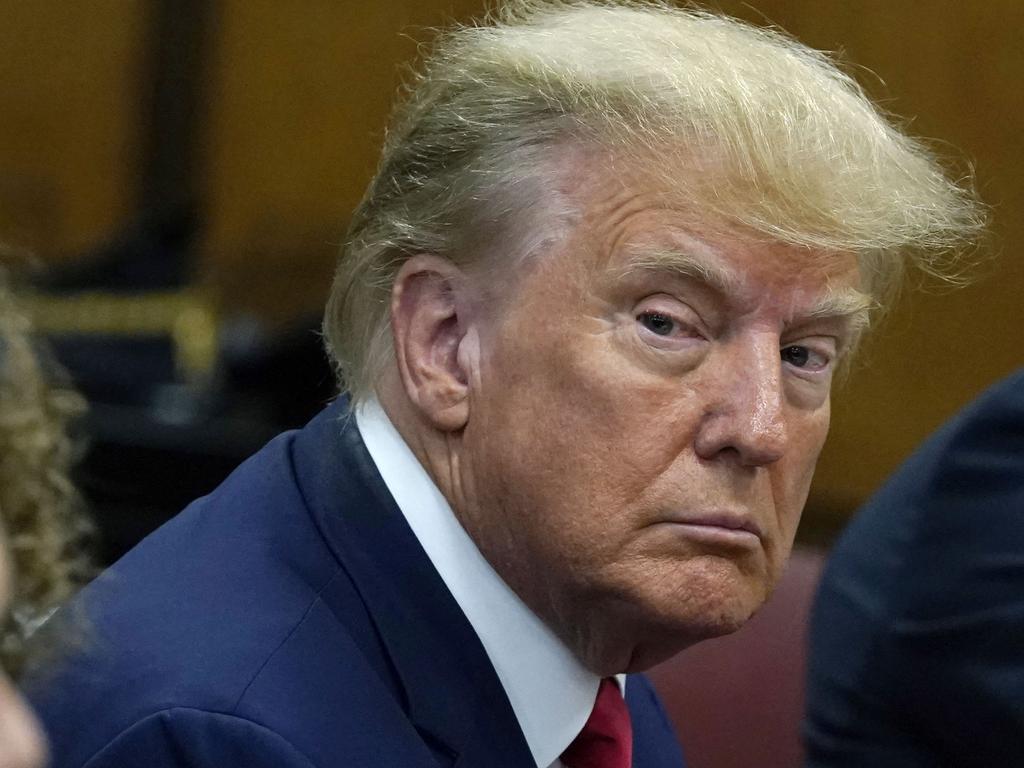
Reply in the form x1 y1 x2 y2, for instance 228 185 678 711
804 368 1024 766
30 2 981 767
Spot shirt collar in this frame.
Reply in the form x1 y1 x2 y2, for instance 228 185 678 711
356 396 613 768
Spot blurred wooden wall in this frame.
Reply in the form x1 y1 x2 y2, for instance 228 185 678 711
1 0 1021 528
0 2 148 259
199 0 484 320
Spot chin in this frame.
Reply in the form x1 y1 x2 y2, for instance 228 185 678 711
630 600 758 672
576 557 771 674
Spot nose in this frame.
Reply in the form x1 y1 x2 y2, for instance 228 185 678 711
694 335 787 466
0 675 47 768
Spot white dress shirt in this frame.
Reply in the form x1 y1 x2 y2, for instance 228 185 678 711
356 397 623 768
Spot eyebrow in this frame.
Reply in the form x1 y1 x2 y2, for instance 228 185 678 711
617 246 875 333
805 287 875 334
615 247 742 296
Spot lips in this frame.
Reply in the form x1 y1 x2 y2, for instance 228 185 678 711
684 513 763 538
656 511 764 548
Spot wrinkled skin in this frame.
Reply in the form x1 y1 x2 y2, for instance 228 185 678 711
386 160 866 675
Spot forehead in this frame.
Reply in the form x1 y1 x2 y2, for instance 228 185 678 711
553 154 866 314
613 231 865 313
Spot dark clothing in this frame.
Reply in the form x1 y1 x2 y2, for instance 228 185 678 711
804 369 1024 766
29 399 686 768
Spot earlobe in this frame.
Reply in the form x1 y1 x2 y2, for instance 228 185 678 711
390 255 473 432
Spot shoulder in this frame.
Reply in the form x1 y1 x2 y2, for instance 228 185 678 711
29 426 398 768
77 708 318 768
861 367 1024 522
822 368 1024 611
805 369 1024 762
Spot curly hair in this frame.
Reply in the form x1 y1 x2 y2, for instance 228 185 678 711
0 270 93 679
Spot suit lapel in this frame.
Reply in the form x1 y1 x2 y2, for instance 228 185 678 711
291 400 537 768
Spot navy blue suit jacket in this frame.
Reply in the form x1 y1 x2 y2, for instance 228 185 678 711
804 368 1024 766
30 400 686 768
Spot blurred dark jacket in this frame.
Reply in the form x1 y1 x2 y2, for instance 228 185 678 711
804 368 1024 766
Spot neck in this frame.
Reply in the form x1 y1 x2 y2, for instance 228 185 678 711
372 372 659 677
375 370 467 515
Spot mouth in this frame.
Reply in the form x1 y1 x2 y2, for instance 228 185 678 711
657 512 764 549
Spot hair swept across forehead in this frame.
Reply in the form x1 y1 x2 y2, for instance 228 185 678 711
323 0 984 402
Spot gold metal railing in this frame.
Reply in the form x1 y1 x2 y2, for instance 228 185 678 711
23 290 219 381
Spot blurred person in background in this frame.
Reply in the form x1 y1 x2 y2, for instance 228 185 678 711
29 2 982 767
0 267 92 768
804 367 1024 766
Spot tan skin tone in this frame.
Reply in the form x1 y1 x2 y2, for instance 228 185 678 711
0 525 47 768
379 159 867 676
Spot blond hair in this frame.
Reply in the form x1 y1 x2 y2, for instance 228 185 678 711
0 270 93 679
324 0 983 401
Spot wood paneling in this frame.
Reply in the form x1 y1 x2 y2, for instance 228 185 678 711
198 0 484 320
0 2 149 259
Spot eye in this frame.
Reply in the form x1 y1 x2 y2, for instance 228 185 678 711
632 297 706 352
781 345 809 367
638 311 676 336
781 344 830 371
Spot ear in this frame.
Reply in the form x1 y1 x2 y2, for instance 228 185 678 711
390 255 477 432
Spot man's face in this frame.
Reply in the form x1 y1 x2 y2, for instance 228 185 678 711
455 162 866 673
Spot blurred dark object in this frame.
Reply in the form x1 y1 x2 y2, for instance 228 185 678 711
63 315 335 566
27 215 336 566
35 205 197 293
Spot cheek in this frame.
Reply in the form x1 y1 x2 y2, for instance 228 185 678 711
497 328 688 499
481 354 705 594
774 407 831 533
796 405 831 490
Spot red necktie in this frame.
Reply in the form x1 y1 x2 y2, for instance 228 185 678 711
561 678 633 768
